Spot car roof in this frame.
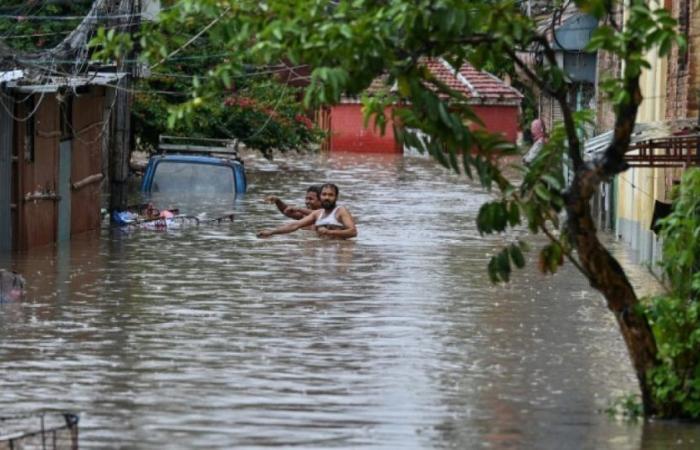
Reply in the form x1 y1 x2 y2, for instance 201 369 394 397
151 154 239 165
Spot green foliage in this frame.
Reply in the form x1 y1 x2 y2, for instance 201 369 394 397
604 393 643 420
93 7 322 157
0 1 91 52
657 169 700 300
133 73 322 157
487 241 528 283
91 26 134 63
89 0 679 285
643 169 700 418
585 1 683 110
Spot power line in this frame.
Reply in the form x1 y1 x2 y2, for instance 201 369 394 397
0 2 137 126
150 6 231 69
21 52 234 64
149 64 308 80
618 171 656 200
0 1 48 40
1 20 141 39
0 12 148 21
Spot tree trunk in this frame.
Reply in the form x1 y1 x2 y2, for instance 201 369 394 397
566 168 660 415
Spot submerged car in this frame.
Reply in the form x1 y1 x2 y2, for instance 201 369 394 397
141 136 247 195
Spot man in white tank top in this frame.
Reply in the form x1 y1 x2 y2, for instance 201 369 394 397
258 183 357 239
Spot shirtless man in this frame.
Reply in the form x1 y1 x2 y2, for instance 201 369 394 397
258 183 357 239
264 185 322 220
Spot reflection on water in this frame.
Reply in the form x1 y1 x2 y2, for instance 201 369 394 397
1 152 699 449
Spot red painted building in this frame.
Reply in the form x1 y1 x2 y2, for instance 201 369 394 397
324 59 522 153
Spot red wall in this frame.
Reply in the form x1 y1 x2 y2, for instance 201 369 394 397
470 105 520 143
328 104 520 153
329 105 401 153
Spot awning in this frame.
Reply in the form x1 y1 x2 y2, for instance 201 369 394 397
584 120 700 168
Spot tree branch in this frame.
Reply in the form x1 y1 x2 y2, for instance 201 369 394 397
531 35 584 170
502 46 557 97
539 222 589 277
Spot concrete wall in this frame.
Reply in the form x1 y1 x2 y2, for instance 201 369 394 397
613 0 670 268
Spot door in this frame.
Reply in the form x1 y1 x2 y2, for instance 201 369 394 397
57 139 72 242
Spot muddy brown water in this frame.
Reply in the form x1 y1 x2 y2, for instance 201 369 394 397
1 152 699 449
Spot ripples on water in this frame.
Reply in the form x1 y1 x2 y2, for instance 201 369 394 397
1 152 699 449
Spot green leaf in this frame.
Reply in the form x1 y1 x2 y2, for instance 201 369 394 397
542 174 562 191
534 183 552 202
507 202 520 226
509 244 526 268
461 150 473 179
438 102 453 130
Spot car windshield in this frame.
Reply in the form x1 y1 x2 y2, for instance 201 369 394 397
151 161 235 194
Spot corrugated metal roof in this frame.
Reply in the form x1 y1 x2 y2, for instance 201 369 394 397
0 70 23 83
0 70 127 93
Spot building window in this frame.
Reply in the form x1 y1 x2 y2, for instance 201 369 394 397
678 0 690 72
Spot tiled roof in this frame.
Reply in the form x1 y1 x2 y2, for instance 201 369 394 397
424 58 523 105
364 74 392 96
344 58 522 105
459 63 523 101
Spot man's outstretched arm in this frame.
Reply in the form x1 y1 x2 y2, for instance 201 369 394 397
258 211 318 238
264 195 290 215
283 206 313 220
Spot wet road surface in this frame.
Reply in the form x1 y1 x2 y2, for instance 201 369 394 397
1 152 699 449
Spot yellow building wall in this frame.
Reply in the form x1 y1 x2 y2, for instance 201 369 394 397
615 35 667 260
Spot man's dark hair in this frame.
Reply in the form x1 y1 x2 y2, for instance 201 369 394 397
320 183 339 196
307 185 322 196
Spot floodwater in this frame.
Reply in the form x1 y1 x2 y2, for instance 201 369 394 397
1 152 699 449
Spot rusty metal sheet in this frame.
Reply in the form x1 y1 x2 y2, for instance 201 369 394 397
0 95 12 251
18 95 59 250
70 88 105 235
627 134 700 168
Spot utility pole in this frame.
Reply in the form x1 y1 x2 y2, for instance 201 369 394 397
108 0 139 212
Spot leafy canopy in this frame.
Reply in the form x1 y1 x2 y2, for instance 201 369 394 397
0 1 92 52
91 0 681 280
644 170 700 418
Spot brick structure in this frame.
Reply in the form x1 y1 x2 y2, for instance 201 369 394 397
667 0 699 122
595 50 621 133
